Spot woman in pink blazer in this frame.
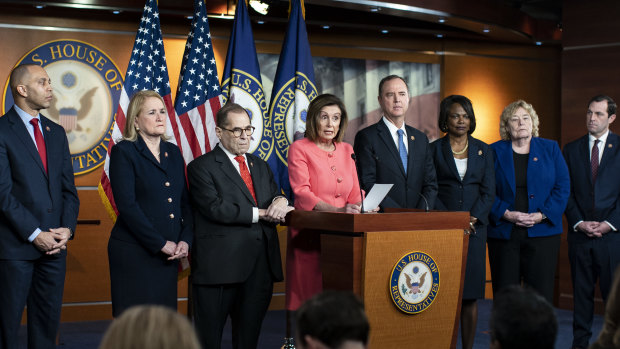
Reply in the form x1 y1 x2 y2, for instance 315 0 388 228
286 94 362 311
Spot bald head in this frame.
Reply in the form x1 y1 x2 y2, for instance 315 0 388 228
9 64 53 116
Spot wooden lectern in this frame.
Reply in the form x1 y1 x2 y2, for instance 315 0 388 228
287 210 470 349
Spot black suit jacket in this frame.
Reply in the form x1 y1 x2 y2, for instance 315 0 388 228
109 137 193 253
564 132 620 242
0 107 79 260
187 146 284 285
354 119 438 209
430 136 495 226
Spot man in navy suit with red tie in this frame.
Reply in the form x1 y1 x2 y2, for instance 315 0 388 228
0 64 79 349
563 95 620 349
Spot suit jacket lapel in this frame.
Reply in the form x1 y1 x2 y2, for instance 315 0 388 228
440 136 461 181
8 110 47 177
600 132 618 172
214 147 256 205
578 136 594 186
376 121 406 176
135 136 166 172
495 141 516 196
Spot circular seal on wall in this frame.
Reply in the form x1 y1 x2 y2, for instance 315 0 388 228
269 72 317 165
2 39 123 175
389 251 440 314
221 70 273 161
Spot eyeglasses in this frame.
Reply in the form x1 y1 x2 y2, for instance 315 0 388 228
220 126 255 137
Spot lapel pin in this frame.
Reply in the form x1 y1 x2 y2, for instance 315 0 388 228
250 161 254 167
45 126 50 132
164 152 168 157
608 144 613 148
533 157 538 161
478 150 483 156
410 135 415 141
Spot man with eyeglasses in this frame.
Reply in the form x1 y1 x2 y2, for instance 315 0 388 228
187 102 292 349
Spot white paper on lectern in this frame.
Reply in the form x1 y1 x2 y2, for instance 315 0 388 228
362 184 393 212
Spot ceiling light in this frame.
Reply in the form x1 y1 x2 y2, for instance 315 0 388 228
186 15 193 19
483 28 490 33
436 34 444 38
381 29 389 34
35 4 45 9
370 7 380 12
112 10 121 15
249 0 269 15
322 25 330 29
257 20 265 24
535 41 542 46
438 18 445 23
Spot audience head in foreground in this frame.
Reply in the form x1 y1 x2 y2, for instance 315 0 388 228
296 291 370 349
490 285 557 349
99 305 201 349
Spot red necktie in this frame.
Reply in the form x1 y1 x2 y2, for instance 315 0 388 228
591 139 600 183
30 118 47 174
234 155 257 204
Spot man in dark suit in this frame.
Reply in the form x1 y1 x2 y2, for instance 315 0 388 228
187 102 292 349
354 74 437 210
0 64 79 348
563 94 620 349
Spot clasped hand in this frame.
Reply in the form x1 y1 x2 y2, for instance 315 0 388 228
161 240 189 260
503 210 544 228
577 221 611 238
259 197 294 223
33 228 71 255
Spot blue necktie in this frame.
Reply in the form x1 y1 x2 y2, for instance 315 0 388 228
397 129 407 174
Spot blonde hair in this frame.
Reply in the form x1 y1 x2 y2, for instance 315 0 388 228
99 305 201 349
499 100 540 141
123 90 170 142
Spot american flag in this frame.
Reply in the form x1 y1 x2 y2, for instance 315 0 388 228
98 0 176 220
174 0 223 163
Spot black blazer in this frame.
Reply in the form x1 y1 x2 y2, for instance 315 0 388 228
187 146 284 285
0 107 79 260
354 120 438 209
109 137 193 253
564 132 620 242
431 136 495 226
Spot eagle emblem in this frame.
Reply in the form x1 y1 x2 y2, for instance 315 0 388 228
390 251 440 314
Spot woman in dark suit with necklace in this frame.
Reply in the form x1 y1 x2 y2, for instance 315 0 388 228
108 90 193 317
431 95 495 349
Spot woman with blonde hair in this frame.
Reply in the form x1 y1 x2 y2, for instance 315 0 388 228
99 305 201 349
108 90 193 316
488 100 570 303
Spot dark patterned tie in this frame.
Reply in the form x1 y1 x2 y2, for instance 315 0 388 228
30 118 47 174
591 139 600 183
234 155 257 204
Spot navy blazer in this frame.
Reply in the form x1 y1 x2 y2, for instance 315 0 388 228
0 107 79 259
187 145 284 285
354 120 438 209
563 132 620 240
489 137 570 239
109 137 193 253
431 136 495 226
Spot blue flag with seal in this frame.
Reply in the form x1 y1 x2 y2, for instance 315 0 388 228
268 0 318 198
221 0 274 164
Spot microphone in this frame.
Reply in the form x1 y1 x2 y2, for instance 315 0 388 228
351 153 365 213
418 192 430 212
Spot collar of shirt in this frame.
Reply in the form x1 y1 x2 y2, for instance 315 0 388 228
382 116 408 152
14 104 43 145
589 130 609 162
218 143 249 174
